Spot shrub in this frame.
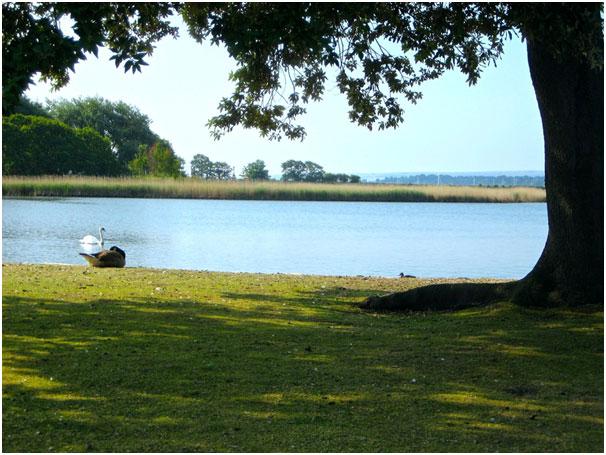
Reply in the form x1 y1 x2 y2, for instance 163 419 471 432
2 114 120 176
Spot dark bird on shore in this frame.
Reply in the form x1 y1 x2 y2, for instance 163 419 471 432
80 246 126 268
399 272 416 278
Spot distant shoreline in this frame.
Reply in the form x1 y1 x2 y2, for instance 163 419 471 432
2 176 546 203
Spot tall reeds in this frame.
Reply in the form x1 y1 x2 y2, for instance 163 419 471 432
2 175 546 202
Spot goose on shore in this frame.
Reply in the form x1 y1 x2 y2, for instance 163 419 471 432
80 246 126 268
80 227 105 248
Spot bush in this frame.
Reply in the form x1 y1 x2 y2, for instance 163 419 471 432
2 114 120 176
128 140 185 177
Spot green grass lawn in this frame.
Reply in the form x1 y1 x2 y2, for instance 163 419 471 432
2 264 603 452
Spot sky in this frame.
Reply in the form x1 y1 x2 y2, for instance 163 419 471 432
25 16 544 177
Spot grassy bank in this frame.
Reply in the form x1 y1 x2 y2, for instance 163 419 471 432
3 264 602 452
2 175 546 202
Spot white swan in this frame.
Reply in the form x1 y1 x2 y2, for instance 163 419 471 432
80 226 105 248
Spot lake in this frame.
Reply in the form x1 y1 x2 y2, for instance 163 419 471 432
2 197 547 279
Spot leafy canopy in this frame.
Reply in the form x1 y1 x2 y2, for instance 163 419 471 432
323 173 361 184
129 139 185 178
281 159 325 182
47 97 159 166
191 153 235 180
3 114 120 176
190 153 214 179
14 96 50 118
183 2 602 141
280 159 360 183
2 2 178 114
241 159 270 180
3 3 603 139
211 161 235 180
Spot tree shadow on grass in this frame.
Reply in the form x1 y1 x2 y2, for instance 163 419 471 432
2 292 603 452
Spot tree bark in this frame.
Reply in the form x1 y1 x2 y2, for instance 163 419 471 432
363 32 603 312
512 36 603 307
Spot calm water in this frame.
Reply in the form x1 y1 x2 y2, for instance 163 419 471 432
2 197 547 279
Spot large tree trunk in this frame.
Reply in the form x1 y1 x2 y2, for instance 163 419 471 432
363 32 604 311
512 36 604 307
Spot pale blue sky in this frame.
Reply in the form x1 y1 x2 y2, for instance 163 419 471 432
26 17 544 177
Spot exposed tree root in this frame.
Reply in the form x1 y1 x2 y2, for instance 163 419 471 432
360 281 516 312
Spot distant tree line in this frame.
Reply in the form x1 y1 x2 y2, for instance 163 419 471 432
6 97 360 184
3 96 185 177
191 156 361 184
191 154 235 180
374 174 545 188
281 160 361 183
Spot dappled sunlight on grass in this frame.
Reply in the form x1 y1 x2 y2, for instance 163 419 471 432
437 412 516 432
198 311 347 332
2 264 603 452
367 365 414 376
567 325 603 333
292 353 334 363
3 367 64 390
150 416 181 426
432 390 548 412
492 343 546 357
241 410 292 421
120 305 179 315
249 390 372 408
566 414 604 424
37 392 104 402
460 335 547 357
57 409 98 421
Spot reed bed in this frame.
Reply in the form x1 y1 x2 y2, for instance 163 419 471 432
2 175 546 203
